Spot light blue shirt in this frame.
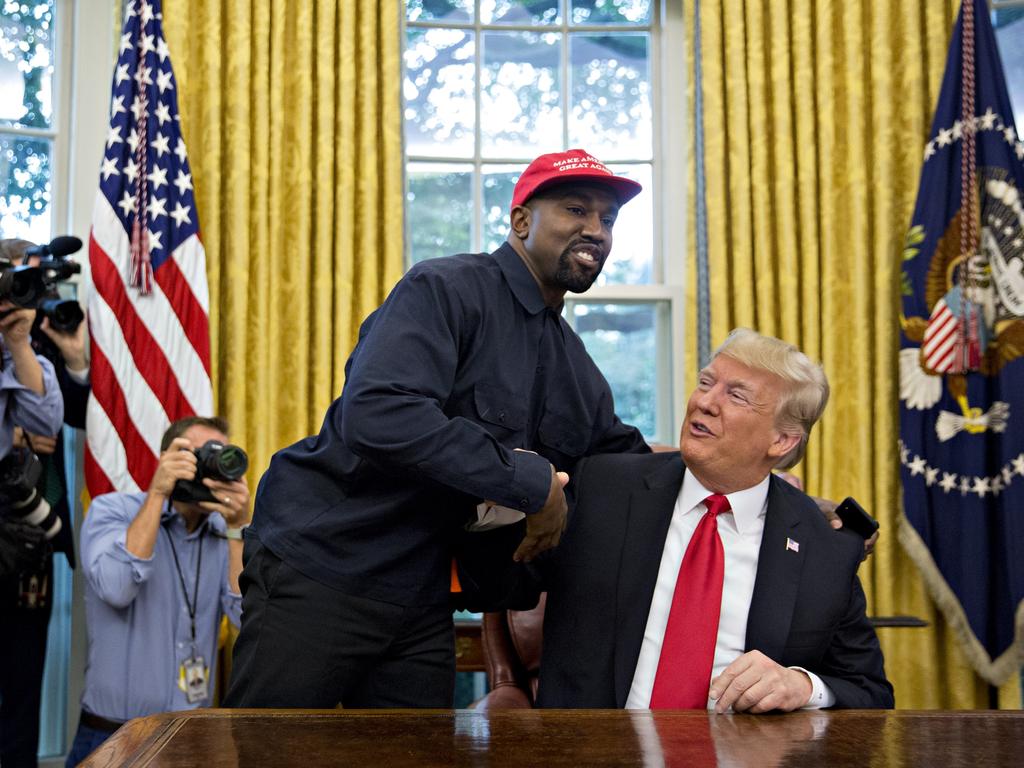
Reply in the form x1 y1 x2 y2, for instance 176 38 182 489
0 347 63 456
79 492 242 720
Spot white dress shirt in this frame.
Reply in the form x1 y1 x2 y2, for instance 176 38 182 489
625 469 835 710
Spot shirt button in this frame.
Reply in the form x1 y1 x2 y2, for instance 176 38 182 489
519 498 529 508
498 411 506 422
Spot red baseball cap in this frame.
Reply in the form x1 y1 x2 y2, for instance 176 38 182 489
510 148 643 209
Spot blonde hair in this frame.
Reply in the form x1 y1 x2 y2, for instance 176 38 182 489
713 328 829 470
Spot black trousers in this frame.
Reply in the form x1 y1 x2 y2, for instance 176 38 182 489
224 532 455 709
0 556 53 768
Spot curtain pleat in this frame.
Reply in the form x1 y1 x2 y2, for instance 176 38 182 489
161 0 403 482
685 0 1020 708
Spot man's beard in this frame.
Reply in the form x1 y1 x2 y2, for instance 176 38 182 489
555 247 604 294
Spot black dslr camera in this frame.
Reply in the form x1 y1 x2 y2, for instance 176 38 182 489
171 440 249 504
0 449 62 540
0 236 84 331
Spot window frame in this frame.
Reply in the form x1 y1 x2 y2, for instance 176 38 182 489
0 0 62 244
402 0 688 444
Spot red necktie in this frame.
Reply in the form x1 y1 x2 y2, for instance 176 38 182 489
649 493 730 709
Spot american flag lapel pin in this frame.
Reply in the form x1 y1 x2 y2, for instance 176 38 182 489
785 537 800 553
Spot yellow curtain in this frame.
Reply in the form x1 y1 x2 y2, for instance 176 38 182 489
685 0 1020 708
161 0 404 482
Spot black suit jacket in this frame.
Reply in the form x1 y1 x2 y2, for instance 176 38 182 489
459 451 893 709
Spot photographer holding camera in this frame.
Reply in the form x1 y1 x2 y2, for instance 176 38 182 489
65 417 250 767
0 236 89 568
0 237 88 768
0 250 67 768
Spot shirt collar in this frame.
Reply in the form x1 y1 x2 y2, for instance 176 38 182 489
494 242 551 316
160 502 223 539
680 468 771 536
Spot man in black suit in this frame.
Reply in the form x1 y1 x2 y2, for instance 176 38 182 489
460 328 893 712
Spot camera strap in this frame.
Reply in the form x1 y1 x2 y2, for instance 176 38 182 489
164 518 211 703
162 520 206 653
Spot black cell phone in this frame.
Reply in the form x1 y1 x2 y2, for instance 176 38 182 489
834 497 879 539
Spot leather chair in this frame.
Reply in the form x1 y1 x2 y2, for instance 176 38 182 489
472 593 546 711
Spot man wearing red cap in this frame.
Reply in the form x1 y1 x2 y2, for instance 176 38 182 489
225 149 652 709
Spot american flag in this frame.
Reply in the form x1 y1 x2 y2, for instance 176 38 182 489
85 0 212 496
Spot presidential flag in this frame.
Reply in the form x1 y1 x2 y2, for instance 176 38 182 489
898 0 1024 684
85 0 213 496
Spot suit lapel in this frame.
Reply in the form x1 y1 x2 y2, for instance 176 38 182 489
613 454 684 707
744 477 806 659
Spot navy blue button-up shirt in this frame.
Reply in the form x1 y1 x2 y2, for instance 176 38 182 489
254 243 648 605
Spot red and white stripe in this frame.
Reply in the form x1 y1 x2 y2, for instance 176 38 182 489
922 298 960 373
85 192 213 497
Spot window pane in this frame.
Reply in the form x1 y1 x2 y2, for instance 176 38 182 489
0 132 51 241
404 28 475 158
569 301 666 439
569 33 651 159
482 165 518 252
993 8 1024 128
482 0 560 25
571 0 652 25
481 31 562 156
598 162 652 285
406 0 473 23
407 163 473 263
0 0 54 129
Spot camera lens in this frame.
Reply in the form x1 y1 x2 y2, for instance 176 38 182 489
0 266 47 308
41 298 84 332
17 495 62 540
214 446 248 480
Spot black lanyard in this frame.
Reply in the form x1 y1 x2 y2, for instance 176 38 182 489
163 518 206 651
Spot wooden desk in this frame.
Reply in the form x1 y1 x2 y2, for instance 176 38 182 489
81 708 1023 767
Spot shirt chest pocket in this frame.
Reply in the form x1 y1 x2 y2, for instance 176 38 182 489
537 407 590 459
473 383 527 436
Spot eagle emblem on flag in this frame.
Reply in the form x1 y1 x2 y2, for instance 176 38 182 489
900 167 1023 442
897 0 1024 686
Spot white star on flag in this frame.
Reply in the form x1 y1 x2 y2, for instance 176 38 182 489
147 165 168 190
169 202 191 226
153 102 171 125
151 132 170 157
100 157 120 180
173 169 192 195
156 70 173 93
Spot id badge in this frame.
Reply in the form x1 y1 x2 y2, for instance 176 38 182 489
179 656 209 704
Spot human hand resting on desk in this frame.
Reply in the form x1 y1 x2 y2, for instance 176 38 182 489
709 650 813 713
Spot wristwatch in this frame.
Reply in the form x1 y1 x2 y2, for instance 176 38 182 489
225 525 248 541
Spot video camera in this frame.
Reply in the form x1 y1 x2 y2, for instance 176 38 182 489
0 449 62 541
0 235 84 331
171 440 249 504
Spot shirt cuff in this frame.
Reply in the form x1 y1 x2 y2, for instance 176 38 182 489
65 364 90 384
466 502 526 531
510 449 556 514
790 666 836 709
113 537 156 582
